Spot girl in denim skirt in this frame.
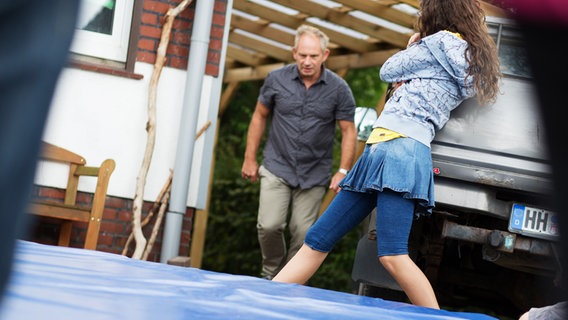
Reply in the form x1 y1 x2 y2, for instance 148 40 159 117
273 0 502 309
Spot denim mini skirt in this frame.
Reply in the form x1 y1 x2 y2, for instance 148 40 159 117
339 137 435 215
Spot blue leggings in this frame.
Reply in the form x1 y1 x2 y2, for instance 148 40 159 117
304 188 414 256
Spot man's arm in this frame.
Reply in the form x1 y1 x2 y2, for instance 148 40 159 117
241 101 270 182
329 119 357 193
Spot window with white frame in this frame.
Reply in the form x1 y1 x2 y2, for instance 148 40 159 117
70 0 135 63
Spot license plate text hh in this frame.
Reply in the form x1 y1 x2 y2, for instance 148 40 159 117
509 203 559 241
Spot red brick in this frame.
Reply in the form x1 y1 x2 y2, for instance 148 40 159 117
137 51 156 64
140 25 163 39
117 209 133 222
141 12 159 25
38 187 65 199
138 38 157 51
97 233 114 246
179 6 195 20
100 220 126 234
214 1 227 12
205 63 219 77
210 26 224 39
76 192 93 203
143 1 172 14
171 31 190 45
173 18 191 31
209 39 222 51
212 13 225 26
100 196 126 209
102 208 117 220
101 247 122 255
169 56 188 69
167 44 189 57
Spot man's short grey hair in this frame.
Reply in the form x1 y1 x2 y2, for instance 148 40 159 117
294 25 329 52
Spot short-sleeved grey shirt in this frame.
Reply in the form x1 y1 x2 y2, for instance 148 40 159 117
259 64 356 189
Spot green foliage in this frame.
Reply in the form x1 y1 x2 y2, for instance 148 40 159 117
203 81 264 276
202 67 387 293
202 178 261 275
213 81 263 180
345 67 387 108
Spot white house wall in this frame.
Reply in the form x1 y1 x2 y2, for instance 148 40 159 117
36 61 216 209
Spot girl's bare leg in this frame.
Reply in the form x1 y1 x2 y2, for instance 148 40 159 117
272 244 328 284
379 254 440 309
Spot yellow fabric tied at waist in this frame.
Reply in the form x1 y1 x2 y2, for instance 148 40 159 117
366 127 406 144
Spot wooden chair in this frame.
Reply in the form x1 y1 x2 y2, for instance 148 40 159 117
27 142 116 250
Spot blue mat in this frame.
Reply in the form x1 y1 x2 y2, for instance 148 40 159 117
1 241 496 319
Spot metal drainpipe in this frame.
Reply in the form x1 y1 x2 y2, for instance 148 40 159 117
160 0 214 263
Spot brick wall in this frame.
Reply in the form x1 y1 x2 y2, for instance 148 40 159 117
27 0 227 260
27 186 194 262
137 0 227 76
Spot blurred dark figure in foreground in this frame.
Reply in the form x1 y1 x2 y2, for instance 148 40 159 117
508 0 568 318
0 0 79 306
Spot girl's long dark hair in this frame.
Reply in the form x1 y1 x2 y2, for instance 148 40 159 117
417 0 502 105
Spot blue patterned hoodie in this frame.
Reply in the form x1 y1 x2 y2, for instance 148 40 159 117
374 30 475 147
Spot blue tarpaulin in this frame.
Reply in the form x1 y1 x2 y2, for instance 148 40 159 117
1 241 497 319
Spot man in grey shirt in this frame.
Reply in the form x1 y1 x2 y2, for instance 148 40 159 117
241 25 357 280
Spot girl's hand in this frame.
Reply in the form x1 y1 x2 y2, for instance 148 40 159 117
408 33 421 47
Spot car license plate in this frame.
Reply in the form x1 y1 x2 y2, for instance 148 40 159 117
509 203 560 241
